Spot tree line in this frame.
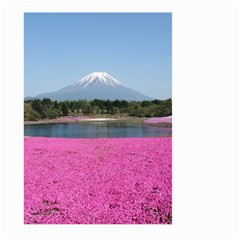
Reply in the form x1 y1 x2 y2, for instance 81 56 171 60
24 98 172 121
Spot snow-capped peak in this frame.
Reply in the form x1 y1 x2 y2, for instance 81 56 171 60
71 72 125 88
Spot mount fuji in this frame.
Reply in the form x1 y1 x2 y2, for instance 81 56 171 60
34 72 153 101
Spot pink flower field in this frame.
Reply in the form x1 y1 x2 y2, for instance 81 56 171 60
144 117 172 124
24 137 172 224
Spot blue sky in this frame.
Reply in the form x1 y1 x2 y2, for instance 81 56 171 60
24 13 172 99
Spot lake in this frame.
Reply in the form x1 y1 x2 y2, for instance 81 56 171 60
24 121 171 138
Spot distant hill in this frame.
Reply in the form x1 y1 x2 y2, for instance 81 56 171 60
24 96 36 101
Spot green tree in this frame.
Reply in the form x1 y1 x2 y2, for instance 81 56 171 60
31 99 44 117
61 102 69 116
24 103 42 121
46 109 59 119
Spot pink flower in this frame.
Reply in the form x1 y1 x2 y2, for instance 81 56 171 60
24 137 172 224
144 117 172 124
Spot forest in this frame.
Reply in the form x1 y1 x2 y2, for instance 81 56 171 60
24 98 172 121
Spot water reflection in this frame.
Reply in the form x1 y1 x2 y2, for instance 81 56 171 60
24 121 171 138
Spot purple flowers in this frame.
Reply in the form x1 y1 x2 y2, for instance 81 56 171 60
24 137 172 224
144 117 172 128
144 117 172 124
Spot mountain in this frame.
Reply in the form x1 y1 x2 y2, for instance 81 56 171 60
34 72 153 101
24 96 36 101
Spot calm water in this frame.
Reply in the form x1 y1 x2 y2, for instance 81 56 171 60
24 121 171 138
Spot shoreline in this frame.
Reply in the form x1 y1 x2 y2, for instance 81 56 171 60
24 117 131 125
24 116 172 126
24 135 172 139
